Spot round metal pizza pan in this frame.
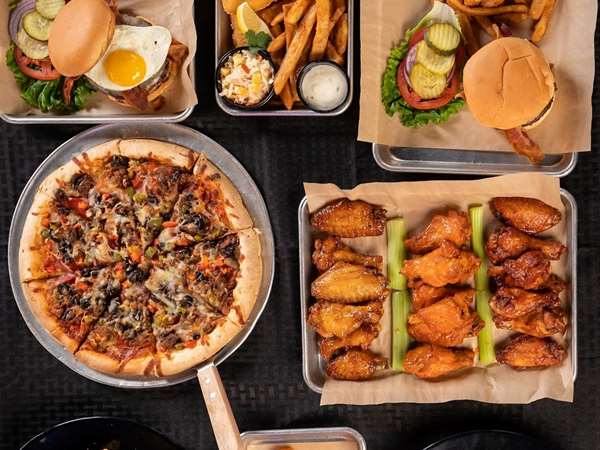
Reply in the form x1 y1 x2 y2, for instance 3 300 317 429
8 123 275 389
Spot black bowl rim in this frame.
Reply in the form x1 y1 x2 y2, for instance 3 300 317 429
215 46 276 111
422 429 548 450
19 416 183 450
296 60 350 114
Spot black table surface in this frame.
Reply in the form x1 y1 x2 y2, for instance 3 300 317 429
1 2 599 450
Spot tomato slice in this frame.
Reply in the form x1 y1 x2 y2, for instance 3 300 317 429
396 41 465 111
14 47 61 81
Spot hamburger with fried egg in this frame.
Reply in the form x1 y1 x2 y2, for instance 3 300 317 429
48 0 188 111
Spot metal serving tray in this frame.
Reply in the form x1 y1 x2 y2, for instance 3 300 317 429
372 144 578 177
215 0 354 116
241 427 367 450
8 123 275 389
298 190 578 394
1 11 196 125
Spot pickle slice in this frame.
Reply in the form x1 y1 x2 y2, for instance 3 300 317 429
409 63 447 100
16 27 49 59
36 0 65 19
23 11 52 41
425 23 461 56
415 41 455 75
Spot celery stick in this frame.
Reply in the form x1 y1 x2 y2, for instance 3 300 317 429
469 204 496 365
386 218 407 291
391 290 411 371
476 290 496 365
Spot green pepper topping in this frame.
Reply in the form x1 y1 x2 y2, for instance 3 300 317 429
126 187 135 198
148 217 163 230
145 246 157 258
133 192 147 203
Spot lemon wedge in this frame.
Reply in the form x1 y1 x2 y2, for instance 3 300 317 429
236 2 273 38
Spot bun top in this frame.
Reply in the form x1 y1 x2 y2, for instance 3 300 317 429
463 37 555 130
48 0 116 77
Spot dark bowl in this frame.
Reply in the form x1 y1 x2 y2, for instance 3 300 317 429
296 60 350 113
215 46 276 111
20 417 183 450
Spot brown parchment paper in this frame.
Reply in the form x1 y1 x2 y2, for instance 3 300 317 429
304 173 573 405
0 0 197 116
357 0 596 154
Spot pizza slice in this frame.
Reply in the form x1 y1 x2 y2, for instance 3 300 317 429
76 275 157 376
23 267 122 352
153 154 254 252
144 260 239 376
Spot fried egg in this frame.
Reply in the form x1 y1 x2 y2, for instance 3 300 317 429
85 25 171 92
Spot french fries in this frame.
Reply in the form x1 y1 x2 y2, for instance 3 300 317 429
310 0 332 61
274 3 318 94
457 12 480 56
446 0 557 44
223 0 349 110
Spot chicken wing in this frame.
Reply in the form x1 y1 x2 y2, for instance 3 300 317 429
311 262 388 303
486 225 566 264
405 209 471 254
319 324 380 360
407 289 483 347
401 241 480 288
308 301 384 338
496 334 566 370
312 236 383 273
493 307 568 337
488 250 551 290
490 287 560 319
403 344 475 379
490 197 561 234
310 199 386 237
544 274 567 294
326 349 387 380
410 281 465 312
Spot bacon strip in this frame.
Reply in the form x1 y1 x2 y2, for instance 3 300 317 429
62 76 79 106
504 127 545 164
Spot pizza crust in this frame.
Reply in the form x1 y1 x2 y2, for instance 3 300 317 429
228 228 263 325
19 191 54 282
193 154 253 230
75 349 155 376
157 319 241 376
118 139 197 170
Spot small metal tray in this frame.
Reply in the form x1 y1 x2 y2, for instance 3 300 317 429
372 144 578 177
214 0 354 117
241 427 367 450
298 190 578 394
1 10 196 125
8 123 275 389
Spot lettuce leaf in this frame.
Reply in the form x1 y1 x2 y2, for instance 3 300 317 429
6 45 94 113
380 1 465 128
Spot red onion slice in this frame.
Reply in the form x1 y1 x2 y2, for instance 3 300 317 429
9 0 36 44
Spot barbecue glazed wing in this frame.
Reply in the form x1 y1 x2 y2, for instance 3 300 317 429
490 287 560 319
401 242 480 288
493 307 568 337
403 344 475 379
544 274 567 294
319 324 380 360
490 197 561 234
496 334 566 370
405 209 471 254
488 251 551 290
311 262 388 303
308 301 384 338
486 225 566 264
411 281 465 312
310 199 386 237
407 289 483 347
326 349 387 381
312 237 383 273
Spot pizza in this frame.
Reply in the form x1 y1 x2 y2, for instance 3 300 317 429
18 139 262 377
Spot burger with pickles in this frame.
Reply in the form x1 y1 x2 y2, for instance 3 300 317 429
382 1 465 128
